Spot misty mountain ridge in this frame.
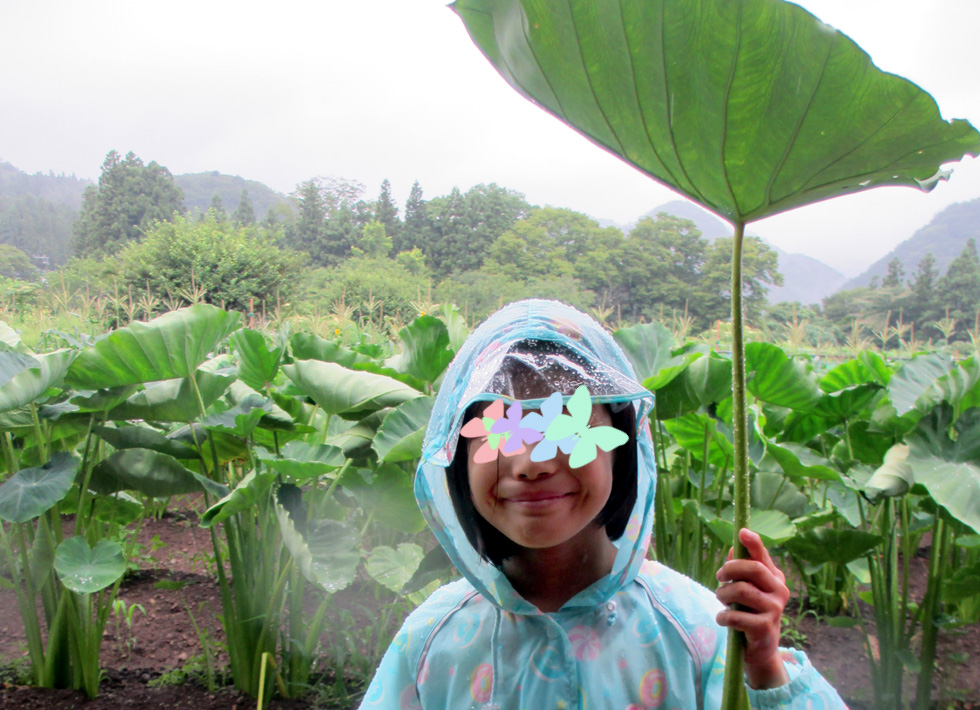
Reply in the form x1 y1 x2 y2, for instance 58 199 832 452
598 200 847 306
842 198 980 290
175 172 288 221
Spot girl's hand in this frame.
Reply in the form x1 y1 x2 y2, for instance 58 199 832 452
715 528 791 690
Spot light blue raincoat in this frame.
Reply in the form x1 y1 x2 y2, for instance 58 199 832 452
360 300 845 710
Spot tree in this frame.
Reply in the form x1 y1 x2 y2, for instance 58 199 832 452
375 179 400 243
117 213 304 312
936 238 980 337
286 177 366 266
882 257 906 288
209 193 226 219
399 180 429 254
693 236 782 327
424 187 468 274
352 220 393 258
233 189 256 226
72 150 184 256
908 253 939 333
0 244 40 281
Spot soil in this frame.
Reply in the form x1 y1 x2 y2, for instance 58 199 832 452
2 498 979 709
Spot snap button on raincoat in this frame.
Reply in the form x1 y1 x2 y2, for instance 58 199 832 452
360 300 845 710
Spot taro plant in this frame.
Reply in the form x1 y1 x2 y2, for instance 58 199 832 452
451 0 980 705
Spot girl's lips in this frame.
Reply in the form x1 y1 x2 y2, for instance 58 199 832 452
504 491 573 503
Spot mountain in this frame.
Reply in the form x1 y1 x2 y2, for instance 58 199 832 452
600 200 846 305
0 161 91 267
175 172 289 221
842 198 980 289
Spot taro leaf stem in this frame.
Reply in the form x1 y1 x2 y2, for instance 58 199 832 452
721 220 750 710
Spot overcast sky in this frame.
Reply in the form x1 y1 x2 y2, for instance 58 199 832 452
1 0 978 277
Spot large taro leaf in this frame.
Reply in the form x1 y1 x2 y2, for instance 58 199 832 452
764 441 842 482
386 315 454 385
54 537 126 594
290 333 366 368
365 543 424 594
66 305 241 389
885 353 978 418
452 0 980 224
663 412 734 468
0 350 75 413
341 463 426 534
106 366 236 422
783 527 883 567
228 328 283 392
255 441 346 481
865 443 914 500
820 352 891 393
0 350 38 389
283 359 420 418
0 452 79 523
654 350 731 419
441 304 470 354
325 411 386 462
613 322 699 390
275 501 360 594
373 396 435 463
699 506 797 546
93 424 200 460
906 407 980 534
88 449 210 498
200 470 278 527
744 343 820 411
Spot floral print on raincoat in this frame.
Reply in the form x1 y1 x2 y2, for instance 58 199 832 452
360 299 846 710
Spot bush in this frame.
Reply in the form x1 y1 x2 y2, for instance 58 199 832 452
117 214 305 312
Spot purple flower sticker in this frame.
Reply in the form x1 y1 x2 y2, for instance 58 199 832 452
490 401 543 455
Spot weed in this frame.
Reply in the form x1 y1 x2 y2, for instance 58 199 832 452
111 598 147 658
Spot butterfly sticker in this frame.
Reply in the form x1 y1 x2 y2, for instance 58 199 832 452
543 386 628 468
490 401 544 455
460 399 512 463
522 392 578 462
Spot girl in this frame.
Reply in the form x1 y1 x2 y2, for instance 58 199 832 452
360 300 844 710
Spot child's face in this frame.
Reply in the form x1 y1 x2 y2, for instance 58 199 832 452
466 401 615 552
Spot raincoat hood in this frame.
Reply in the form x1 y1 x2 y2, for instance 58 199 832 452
414 299 657 615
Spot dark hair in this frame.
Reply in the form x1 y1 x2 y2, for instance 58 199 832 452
446 400 637 567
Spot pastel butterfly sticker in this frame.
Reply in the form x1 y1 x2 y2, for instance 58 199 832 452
490 401 543 455
460 399 511 463
544 386 628 468
522 392 578 462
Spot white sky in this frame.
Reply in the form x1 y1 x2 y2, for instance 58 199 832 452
1 0 978 277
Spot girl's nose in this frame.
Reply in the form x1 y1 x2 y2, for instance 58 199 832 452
509 446 560 480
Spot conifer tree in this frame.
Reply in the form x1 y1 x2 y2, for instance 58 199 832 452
73 150 184 256
937 238 980 338
882 257 905 288
400 180 428 254
233 189 256 226
375 179 400 243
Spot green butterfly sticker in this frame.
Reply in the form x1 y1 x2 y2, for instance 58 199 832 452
544 386 628 468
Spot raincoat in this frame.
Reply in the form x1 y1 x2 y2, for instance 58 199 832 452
360 300 845 710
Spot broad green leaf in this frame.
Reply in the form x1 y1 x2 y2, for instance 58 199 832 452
386 315 454 385
887 353 955 417
54 537 126 594
865 443 913 500
283 359 420 418
200 470 277 527
745 343 820 411
0 350 74 413
812 385 883 422
0 452 79 523
907 409 980 534
614 322 702 392
169 424 249 464
452 0 979 223
275 502 360 594
93 424 200 460
351 362 428 393
341 463 425 534
943 561 980 603
820 353 891 392
106 366 236 422
91 493 143 526
654 351 731 419
66 304 240 388
0 319 27 353
365 543 424 593
88 449 208 498
765 441 842 482
224 380 297 432
200 394 271 437
0 350 37 389
699 507 797 546
324 411 386 461
229 328 282 392
750 471 808 519
255 441 346 481
663 413 733 468
440 303 469 354
373 396 435 463
290 332 364 367
783 528 884 567
402 545 455 595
